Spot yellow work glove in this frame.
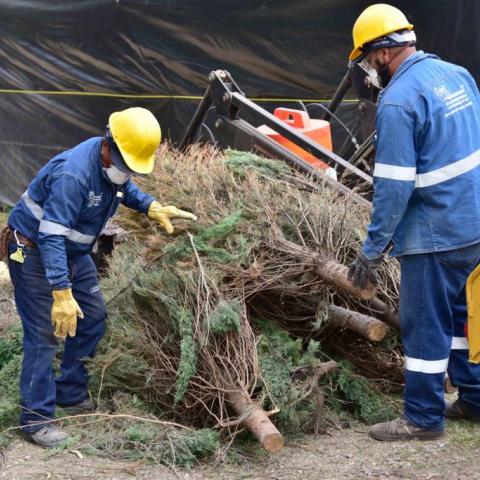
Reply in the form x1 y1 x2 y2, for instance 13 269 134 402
51 288 84 339
147 201 197 234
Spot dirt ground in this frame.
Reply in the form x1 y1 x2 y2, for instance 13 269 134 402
1 423 479 480
1 261 479 480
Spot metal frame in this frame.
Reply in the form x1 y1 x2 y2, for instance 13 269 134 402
180 70 373 187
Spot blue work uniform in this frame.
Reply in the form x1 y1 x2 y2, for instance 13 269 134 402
363 51 480 430
7 137 154 432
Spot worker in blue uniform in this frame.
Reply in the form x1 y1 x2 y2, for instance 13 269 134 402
4 107 196 448
348 4 480 440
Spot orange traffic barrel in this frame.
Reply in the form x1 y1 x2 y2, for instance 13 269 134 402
257 108 336 178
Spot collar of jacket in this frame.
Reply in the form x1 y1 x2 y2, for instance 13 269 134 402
383 50 439 91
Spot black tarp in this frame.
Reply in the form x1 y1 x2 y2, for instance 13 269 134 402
0 0 478 205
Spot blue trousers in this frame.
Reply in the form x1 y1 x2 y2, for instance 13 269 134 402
400 242 480 430
8 242 106 432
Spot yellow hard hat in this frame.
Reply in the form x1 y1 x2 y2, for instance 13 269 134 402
349 3 414 62
108 107 161 175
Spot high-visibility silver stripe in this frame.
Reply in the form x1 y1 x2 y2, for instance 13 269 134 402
451 336 469 350
20 191 95 245
416 148 480 188
38 220 95 244
405 356 449 374
39 220 71 236
67 230 96 244
21 190 44 220
373 163 416 181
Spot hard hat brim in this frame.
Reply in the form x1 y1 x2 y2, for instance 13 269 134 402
349 46 363 62
118 147 155 175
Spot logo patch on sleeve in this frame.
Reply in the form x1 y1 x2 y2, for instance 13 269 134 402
87 191 103 208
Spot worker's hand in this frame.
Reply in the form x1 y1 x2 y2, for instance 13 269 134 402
51 288 84 339
347 253 383 290
147 201 197 234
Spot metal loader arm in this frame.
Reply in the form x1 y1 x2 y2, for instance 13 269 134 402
180 70 372 185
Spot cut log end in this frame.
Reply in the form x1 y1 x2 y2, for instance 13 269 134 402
368 323 388 342
263 433 285 453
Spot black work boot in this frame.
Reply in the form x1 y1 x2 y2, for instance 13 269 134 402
368 417 445 441
57 398 97 416
445 399 480 421
23 425 69 448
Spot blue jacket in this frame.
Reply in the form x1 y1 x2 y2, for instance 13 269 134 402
363 51 480 259
8 137 155 289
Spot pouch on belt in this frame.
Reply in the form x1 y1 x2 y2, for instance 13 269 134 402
0 225 9 262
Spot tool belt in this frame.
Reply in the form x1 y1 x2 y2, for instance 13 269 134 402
0 226 36 261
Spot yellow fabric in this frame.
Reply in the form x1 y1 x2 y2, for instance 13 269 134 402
109 107 161 175
51 288 84 339
147 201 197 234
349 4 414 61
466 264 480 363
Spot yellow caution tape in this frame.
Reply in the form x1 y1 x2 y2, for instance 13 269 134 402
0 88 359 104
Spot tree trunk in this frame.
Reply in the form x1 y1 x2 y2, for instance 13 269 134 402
226 389 284 453
327 304 388 342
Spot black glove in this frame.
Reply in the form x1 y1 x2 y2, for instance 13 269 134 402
347 253 383 290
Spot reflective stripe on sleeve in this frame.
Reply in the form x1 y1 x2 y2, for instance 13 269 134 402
404 356 449 374
373 163 417 181
451 336 469 350
39 220 95 245
39 220 71 236
67 230 96 244
21 190 44 220
415 148 480 188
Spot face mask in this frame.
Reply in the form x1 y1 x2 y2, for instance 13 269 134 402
369 55 391 88
104 165 131 185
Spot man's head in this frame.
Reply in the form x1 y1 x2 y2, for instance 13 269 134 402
101 107 161 184
349 4 416 85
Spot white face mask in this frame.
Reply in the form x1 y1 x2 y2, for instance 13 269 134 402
104 165 131 185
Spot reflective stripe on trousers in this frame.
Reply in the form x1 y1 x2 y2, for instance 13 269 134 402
400 242 480 430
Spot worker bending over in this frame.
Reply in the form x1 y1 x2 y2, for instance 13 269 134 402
3 107 196 448
348 4 480 440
